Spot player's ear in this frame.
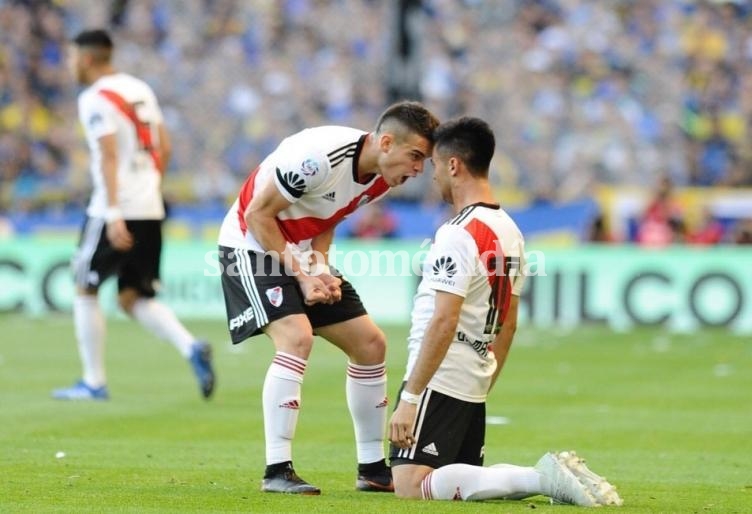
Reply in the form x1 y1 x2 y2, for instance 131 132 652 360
378 133 393 153
449 157 459 176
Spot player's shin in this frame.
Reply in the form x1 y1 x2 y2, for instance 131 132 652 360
263 352 307 464
346 362 388 463
422 463 542 501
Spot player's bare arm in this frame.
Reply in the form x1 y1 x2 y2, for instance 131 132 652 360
99 133 133 251
389 291 464 449
244 177 330 305
156 122 171 172
310 226 342 303
488 295 520 392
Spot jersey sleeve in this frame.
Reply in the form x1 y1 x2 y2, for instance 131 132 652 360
141 85 164 125
272 152 329 203
509 235 526 296
79 93 117 140
423 224 476 298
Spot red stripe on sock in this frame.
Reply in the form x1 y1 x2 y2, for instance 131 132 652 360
421 473 433 500
347 364 385 379
274 354 306 375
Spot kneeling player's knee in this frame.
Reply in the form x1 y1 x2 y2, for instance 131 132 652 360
393 474 424 499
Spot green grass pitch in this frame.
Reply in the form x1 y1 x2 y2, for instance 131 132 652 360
1 315 750 513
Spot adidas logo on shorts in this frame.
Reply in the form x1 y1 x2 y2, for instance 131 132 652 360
422 442 439 456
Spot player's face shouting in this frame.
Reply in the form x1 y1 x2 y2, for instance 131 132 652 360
381 133 432 187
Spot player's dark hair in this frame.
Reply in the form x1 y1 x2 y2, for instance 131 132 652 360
433 117 495 178
73 29 114 63
375 101 440 144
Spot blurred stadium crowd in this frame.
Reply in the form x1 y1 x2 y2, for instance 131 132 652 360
1 0 752 242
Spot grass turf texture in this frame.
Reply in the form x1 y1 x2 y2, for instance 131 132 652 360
1 315 750 513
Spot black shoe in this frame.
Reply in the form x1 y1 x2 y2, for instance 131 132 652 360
356 459 394 492
262 462 321 495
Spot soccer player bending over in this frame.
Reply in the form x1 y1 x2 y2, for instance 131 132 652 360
53 30 215 401
217 101 439 494
388 117 623 507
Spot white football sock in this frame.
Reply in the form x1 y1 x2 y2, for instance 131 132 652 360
346 362 388 464
73 295 106 388
422 463 542 501
264 352 306 465
131 299 194 358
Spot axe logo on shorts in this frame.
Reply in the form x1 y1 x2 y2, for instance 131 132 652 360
265 286 284 307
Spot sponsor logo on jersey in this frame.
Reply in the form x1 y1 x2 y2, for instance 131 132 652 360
457 331 491 357
422 442 439 456
276 167 305 198
88 112 103 128
429 255 458 287
323 191 336 202
301 158 319 176
229 306 255 331
265 286 283 307
432 256 457 277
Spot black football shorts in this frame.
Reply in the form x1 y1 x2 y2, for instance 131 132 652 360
218 245 367 343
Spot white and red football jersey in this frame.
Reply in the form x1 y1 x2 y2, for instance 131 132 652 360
218 126 390 253
405 203 526 403
78 72 165 220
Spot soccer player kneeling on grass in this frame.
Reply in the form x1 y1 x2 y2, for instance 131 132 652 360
388 117 623 507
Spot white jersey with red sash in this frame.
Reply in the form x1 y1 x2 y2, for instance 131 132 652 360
218 126 391 254
78 72 165 220
405 203 526 403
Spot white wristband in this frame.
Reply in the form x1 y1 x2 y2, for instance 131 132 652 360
310 262 331 276
104 206 123 223
400 390 422 405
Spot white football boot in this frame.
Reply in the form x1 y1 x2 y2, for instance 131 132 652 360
557 451 624 506
534 451 599 507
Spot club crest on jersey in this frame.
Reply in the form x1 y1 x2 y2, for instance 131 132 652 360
265 286 284 307
301 159 319 176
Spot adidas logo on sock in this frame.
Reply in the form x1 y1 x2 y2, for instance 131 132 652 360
376 397 388 408
323 191 336 201
422 442 439 456
279 399 300 409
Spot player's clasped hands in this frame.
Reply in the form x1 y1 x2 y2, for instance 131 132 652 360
297 273 342 306
318 272 343 303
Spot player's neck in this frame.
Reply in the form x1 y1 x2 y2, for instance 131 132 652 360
356 133 379 180
86 66 117 85
451 180 495 213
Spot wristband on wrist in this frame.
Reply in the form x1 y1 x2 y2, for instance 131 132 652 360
104 206 123 223
310 262 331 276
400 390 422 405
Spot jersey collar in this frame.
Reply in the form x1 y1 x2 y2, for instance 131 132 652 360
352 134 374 184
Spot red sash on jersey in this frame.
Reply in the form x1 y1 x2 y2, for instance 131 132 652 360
98 89 163 173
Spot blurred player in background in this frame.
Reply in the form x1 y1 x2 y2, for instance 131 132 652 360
388 117 622 506
53 29 215 401
218 101 439 494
